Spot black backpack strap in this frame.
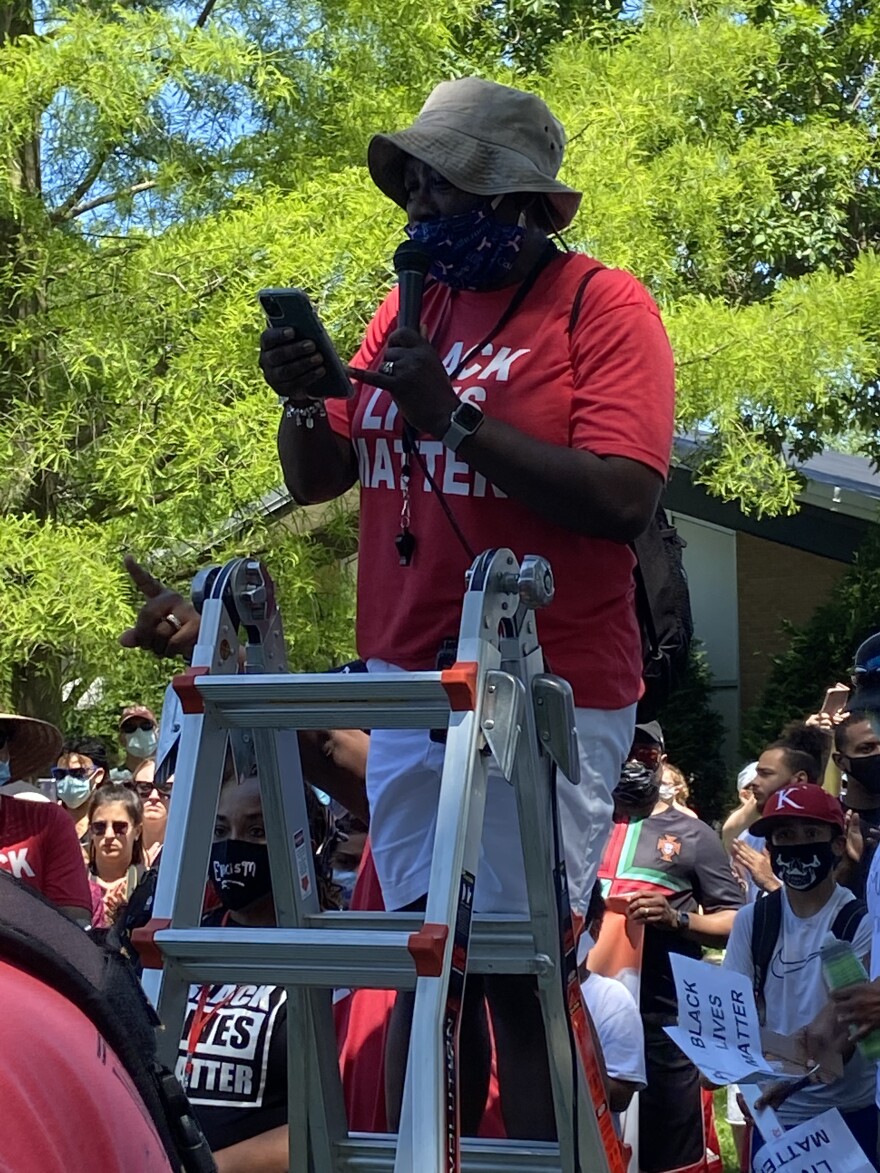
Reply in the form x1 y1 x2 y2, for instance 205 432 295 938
750 888 782 1027
0 871 215 1173
831 896 868 943
566 264 606 336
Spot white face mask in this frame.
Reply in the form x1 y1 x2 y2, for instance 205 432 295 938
124 728 158 760
659 783 676 803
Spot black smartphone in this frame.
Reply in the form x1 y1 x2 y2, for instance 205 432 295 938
258 287 353 400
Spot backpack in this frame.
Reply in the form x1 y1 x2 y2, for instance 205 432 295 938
751 887 867 1026
0 870 216 1173
568 267 693 720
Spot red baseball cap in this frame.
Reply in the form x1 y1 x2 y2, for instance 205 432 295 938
751 784 845 837
119 705 157 729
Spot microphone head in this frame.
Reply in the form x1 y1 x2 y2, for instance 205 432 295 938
393 240 432 276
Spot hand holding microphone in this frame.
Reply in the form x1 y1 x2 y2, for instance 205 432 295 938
345 241 460 437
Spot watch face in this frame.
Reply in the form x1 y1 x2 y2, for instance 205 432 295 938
454 402 483 431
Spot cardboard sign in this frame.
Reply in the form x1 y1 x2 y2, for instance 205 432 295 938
752 1107 875 1173
664 955 778 1085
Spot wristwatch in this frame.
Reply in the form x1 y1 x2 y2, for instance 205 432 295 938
676 910 691 932
441 401 485 452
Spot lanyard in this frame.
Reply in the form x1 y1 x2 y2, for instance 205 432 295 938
183 983 237 1087
395 241 559 567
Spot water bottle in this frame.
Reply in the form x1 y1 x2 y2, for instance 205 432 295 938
820 933 880 1062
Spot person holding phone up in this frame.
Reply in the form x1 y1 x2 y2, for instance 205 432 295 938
259 77 675 1139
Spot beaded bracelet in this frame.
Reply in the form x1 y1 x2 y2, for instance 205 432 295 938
281 398 327 428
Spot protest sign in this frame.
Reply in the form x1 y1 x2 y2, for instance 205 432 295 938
739 1084 784 1146
752 1107 875 1173
664 955 777 1085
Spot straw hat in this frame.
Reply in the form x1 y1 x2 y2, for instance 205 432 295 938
0 714 63 783
368 78 582 230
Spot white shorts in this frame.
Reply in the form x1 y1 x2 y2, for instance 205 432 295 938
365 659 635 918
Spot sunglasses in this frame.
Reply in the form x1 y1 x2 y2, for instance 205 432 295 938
122 720 155 733
51 766 95 781
135 780 172 799
630 743 662 768
90 819 131 837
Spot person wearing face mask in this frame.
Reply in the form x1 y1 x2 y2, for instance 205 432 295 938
0 712 60 801
722 784 878 1166
598 724 743 1173
260 76 675 1139
174 770 340 1173
726 735 821 903
54 737 110 855
111 705 159 785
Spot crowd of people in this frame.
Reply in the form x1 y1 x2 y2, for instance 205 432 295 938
5 72 880 1173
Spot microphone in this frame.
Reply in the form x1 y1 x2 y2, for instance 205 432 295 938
393 240 431 333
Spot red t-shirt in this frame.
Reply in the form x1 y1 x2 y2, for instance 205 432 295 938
0 960 173 1171
0 795 91 911
327 251 674 709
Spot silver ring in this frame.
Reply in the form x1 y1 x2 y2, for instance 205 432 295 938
164 612 183 633
379 360 395 377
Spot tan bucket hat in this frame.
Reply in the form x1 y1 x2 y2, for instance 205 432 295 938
0 714 63 783
368 78 582 230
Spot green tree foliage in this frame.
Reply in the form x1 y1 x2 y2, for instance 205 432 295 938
742 531 880 755
3 0 880 728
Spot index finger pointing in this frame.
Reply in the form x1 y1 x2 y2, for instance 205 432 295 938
123 555 165 600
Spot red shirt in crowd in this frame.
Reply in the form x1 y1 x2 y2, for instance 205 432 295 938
0 794 91 912
327 251 675 711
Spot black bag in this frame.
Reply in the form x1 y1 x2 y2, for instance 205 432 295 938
0 870 216 1173
751 887 867 1025
568 269 693 721
631 506 693 721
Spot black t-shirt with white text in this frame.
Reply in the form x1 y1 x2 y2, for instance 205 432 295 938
175 911 287 1153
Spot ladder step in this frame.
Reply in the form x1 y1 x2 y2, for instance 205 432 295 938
193 672 457 729
152 917 550 988
336 1135 562 1172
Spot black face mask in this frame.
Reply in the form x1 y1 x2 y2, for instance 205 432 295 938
768 841 836 891
613 762 660 810
844 753 880 795
209 839 272 912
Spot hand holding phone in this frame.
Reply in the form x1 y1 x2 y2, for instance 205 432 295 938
822 683 850 718
259 288 353 400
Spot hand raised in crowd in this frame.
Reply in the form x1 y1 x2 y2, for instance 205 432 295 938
805 708 850 738
842 809 880 866
830 978 880 1042
346 326 460 439
625 891 679 930
119 556 200 660
730 838 781 894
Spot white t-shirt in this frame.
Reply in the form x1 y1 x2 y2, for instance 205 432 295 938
581 972 647 1088
723 884 875 1124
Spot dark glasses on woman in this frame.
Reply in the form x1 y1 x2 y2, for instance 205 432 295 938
135 781 173 798
90 820 130 836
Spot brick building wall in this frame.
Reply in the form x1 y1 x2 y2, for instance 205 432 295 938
736 531 848 712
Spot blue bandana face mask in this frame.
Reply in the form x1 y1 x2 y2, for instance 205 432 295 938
405 202 526 291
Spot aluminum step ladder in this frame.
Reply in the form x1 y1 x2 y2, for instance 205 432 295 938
135 548 625 1173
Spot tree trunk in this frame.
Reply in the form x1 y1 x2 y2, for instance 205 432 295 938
2 0 60 721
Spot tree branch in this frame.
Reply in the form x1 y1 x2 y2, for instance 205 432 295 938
49 153 109 223
65 180 158 220
195 0 219 28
